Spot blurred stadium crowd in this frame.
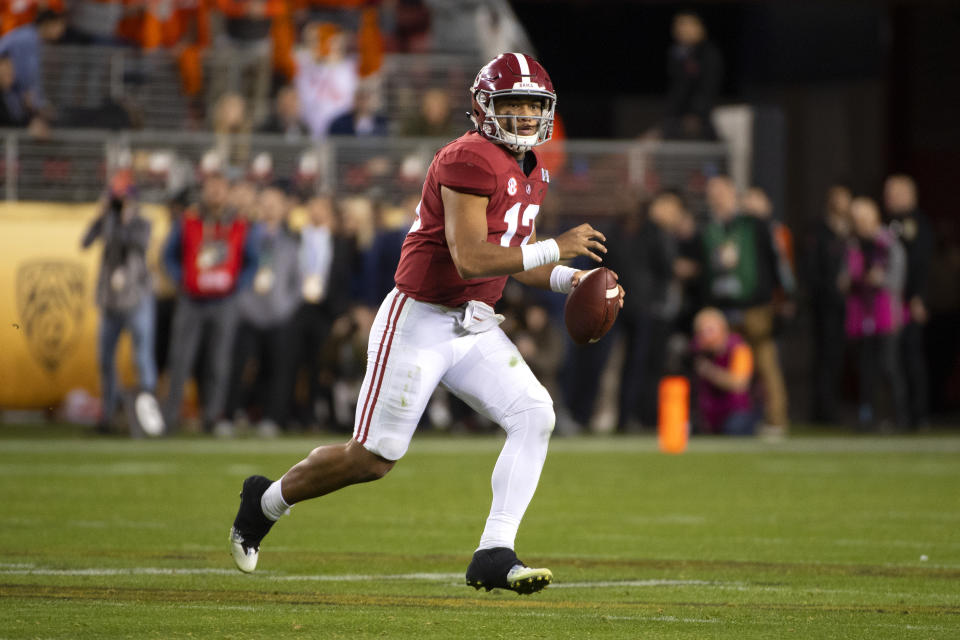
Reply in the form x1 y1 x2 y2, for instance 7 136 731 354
83 165 936 439
0 3 947 437
0 0 526 135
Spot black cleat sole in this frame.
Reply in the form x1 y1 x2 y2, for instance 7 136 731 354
508 573 552 595
467 572 552 595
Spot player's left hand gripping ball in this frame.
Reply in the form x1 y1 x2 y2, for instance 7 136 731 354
564 268 624 345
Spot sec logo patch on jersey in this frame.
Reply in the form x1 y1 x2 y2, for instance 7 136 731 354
507 177 518 196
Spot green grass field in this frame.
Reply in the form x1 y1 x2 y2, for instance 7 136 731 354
1 431 958 638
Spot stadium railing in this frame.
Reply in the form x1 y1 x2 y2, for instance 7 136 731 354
40 46 482 132
0 128 728 217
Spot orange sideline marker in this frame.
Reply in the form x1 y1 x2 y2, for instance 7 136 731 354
658 376 689 454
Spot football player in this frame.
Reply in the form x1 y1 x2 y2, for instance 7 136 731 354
229 53 625 594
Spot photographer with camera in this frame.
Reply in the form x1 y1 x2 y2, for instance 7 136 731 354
81 170 163 436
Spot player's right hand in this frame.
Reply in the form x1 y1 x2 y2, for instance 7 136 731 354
556 223 607 262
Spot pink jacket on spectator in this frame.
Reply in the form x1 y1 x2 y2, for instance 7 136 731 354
694 332 753 434
844 229 905 338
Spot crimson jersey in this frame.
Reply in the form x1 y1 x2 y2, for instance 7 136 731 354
394 131 550 307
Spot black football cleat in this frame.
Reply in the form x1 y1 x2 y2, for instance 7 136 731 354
229 475 276 573
465 547 553 595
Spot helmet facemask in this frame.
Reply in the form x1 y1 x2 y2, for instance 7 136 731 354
473 89 556 154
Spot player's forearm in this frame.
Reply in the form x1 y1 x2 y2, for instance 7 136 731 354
511 263 555 289
451 240 525 279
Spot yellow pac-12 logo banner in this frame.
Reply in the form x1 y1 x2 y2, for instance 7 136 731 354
0 203 168 410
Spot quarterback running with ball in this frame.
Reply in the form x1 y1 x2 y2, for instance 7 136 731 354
229 53 624 594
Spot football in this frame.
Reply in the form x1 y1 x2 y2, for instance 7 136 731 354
564 268 620 345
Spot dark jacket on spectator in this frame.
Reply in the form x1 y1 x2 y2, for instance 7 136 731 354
82 200 152 311
807 219 848 311
257 114 309 139
328 111 389 137
666 40 723 121
890 209 934 306
606 218 678 322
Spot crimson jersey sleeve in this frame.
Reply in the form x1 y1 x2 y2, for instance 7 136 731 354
435 150 498 196
394 132 548 307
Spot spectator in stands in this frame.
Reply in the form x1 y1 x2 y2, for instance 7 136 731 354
328 84 389 136
514 303 565 413
391 0 431 53
227 176 259 219
313 194 372 430
359 196 410 306
210 0 280 124
61 1 132 107
2 0 64 36
257 84 309 139
338 195 376 300
673 202 703 334
884 174 934 430
741 187 796 300
692 307 757 435
212 92 252 168
223 183 302 437
0 53 30 126
606 191 684 431
295 21 358 139
81 170 162 435
63 0 124 45
0 9 64 122
474 2 533 62
159 0 212 99
664 11 722 140
154 188 191 379
288 192 353 430
807 184 852 424
162 172 258 434
698 175 792 436
399 87 463 138
248 152 274 187
291 150 321 201
841 197 908 431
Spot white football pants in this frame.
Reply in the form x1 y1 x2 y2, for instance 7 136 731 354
354 288 555 550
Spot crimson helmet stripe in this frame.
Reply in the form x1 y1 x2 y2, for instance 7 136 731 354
512 52 531 77
354 291 403 442
357 292 409 445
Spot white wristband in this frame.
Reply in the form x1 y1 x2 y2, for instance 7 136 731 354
520 238 560 271
550 265 578 293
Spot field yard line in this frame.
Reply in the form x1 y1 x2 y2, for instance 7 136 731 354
0 566 463 582
270 572 464 582
646 615 720 623
10 566 954 601
551 579 722 588
0 567 240 576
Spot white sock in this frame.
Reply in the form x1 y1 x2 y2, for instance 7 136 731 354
260 478 291 522
477 405 554 551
